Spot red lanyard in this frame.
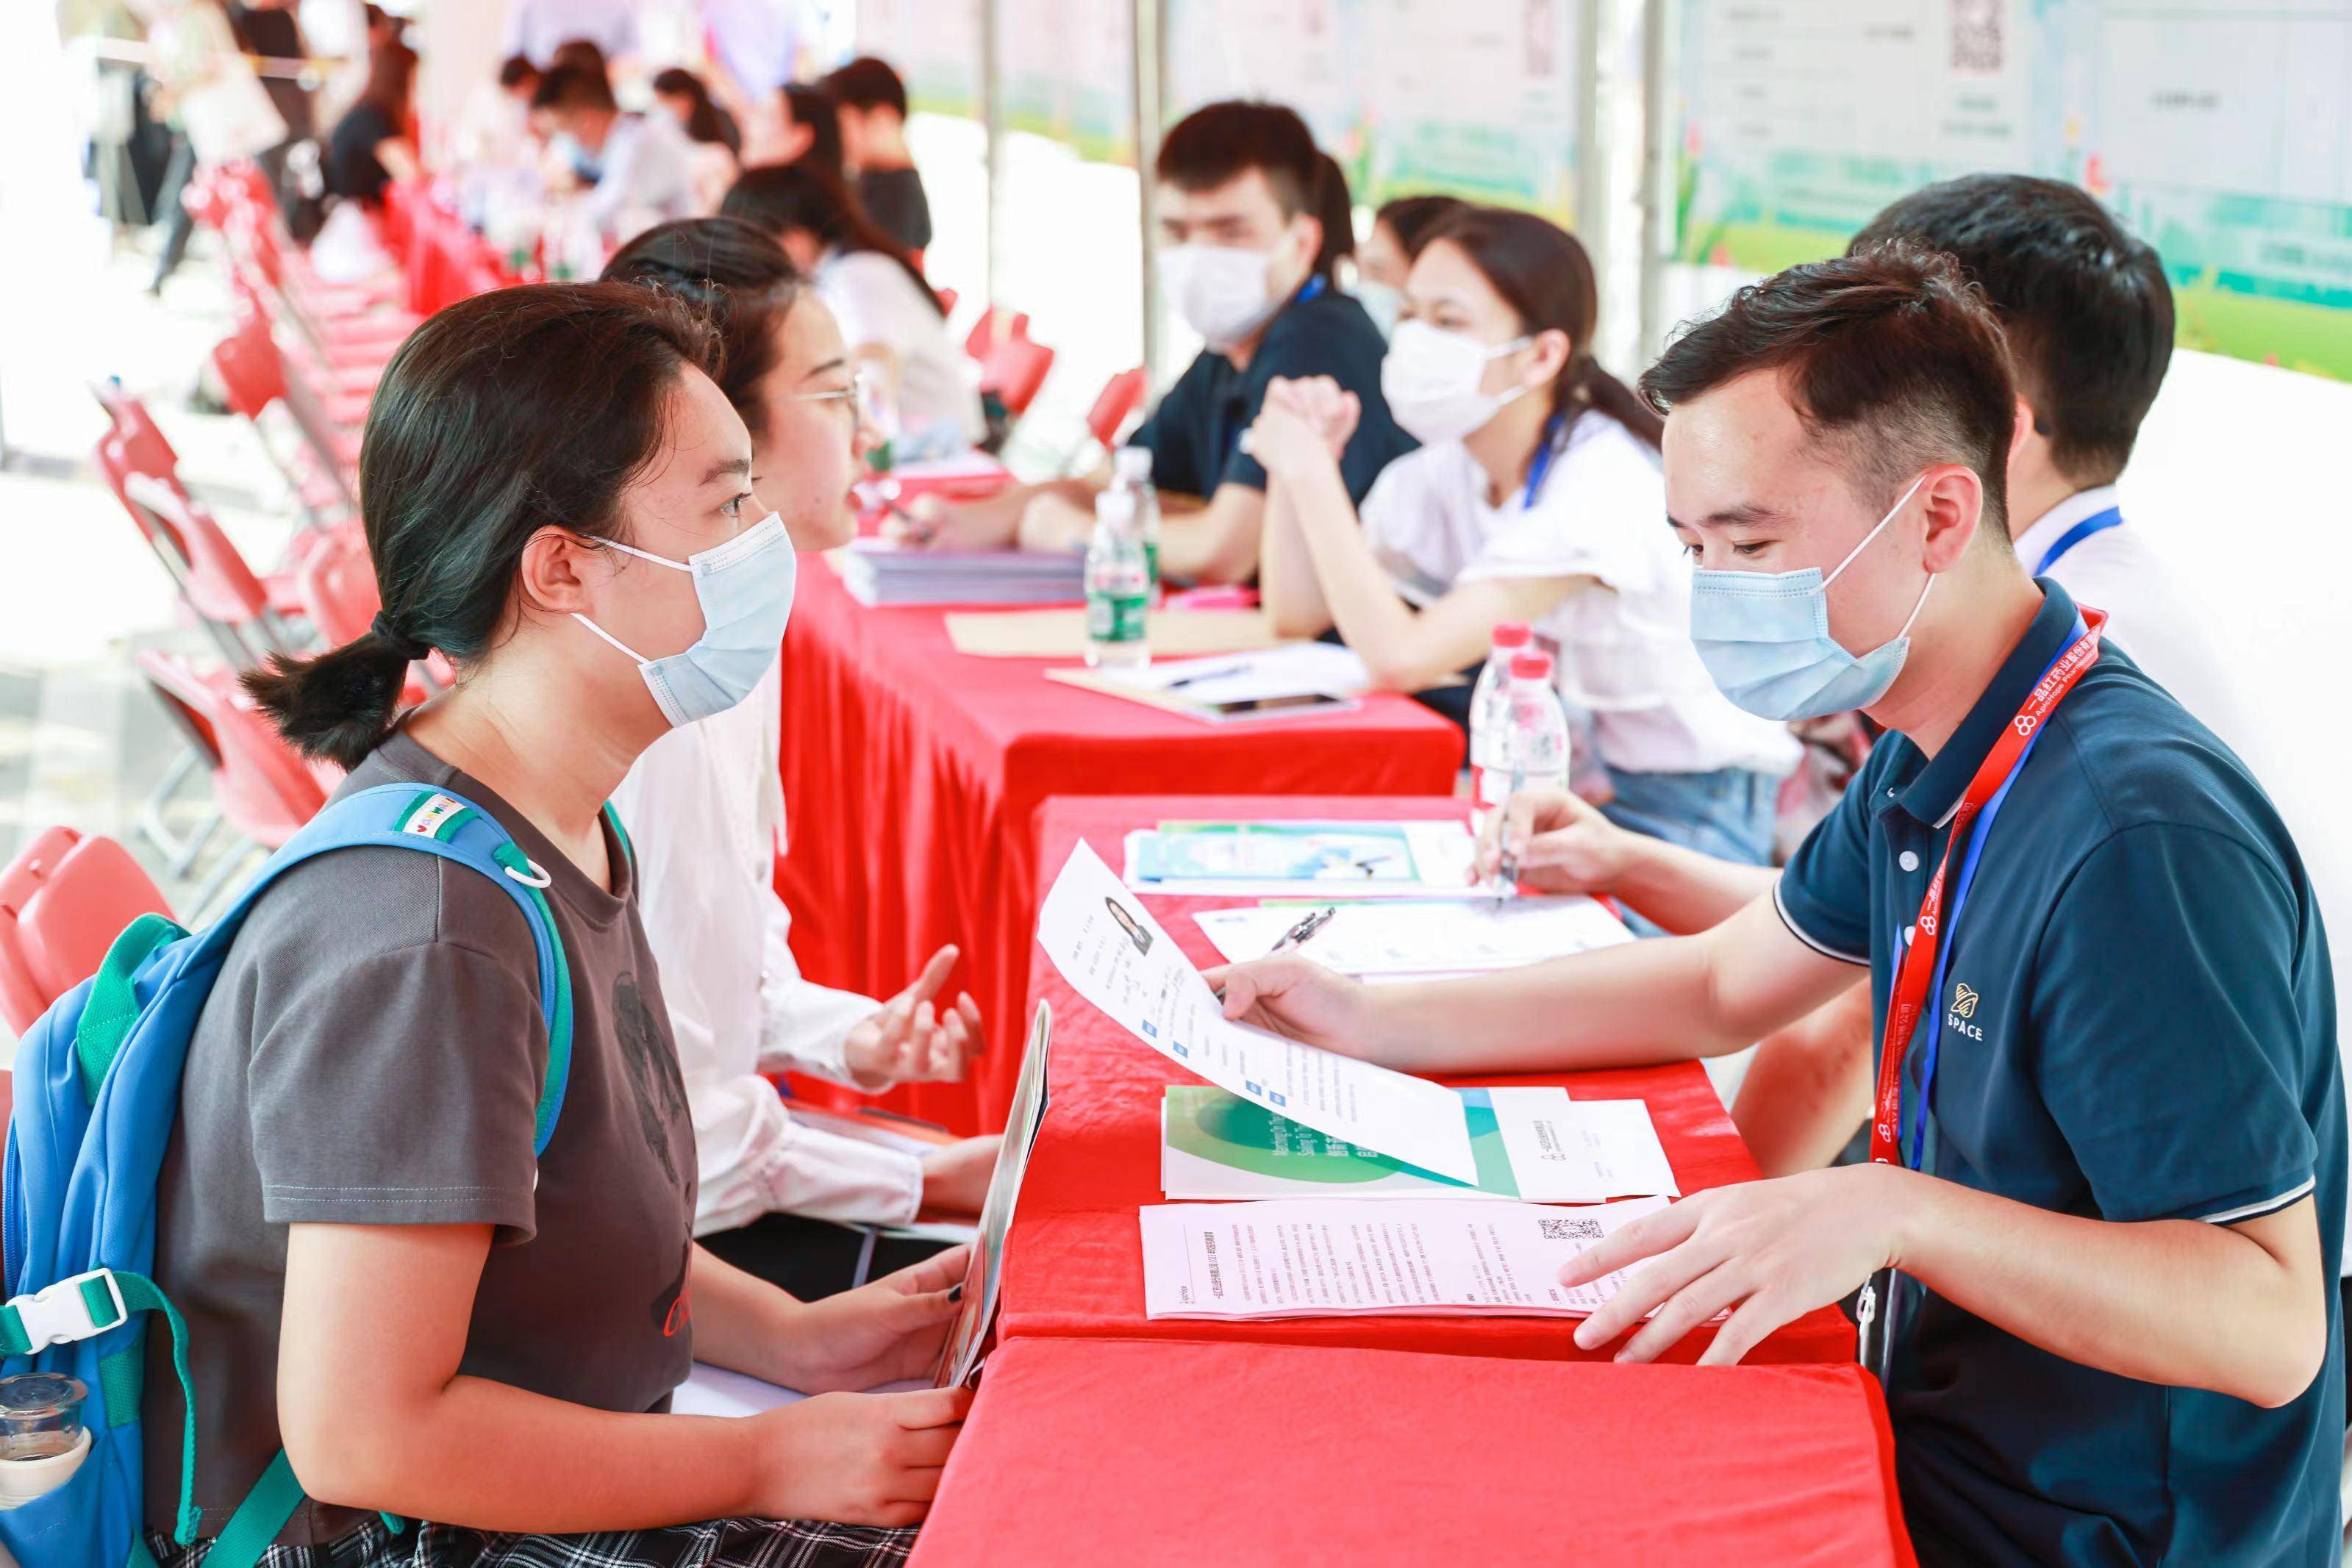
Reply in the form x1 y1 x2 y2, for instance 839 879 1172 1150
1867 609 2107 1167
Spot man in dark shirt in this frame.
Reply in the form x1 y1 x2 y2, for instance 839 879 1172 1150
899 99 1412 585
822 56 932 254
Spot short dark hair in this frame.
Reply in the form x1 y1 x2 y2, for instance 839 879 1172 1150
604 218 804 441
496 53 538 91
548 38 607 75
821 56 909 119
1851 174 2172 486
531 63 615 115
1155 100 1319 219
1641 244 2016 538
781 83 845 177
1376 194 1468 260
245 284 719 769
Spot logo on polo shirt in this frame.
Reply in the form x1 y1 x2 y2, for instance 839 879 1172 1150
1947 981 1984 1040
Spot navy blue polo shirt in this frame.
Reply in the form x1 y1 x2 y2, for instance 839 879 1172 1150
1130 280 1413 506
1777 580 2343 1567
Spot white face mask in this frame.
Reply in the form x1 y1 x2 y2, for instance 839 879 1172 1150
1380 319 1535 445
1157 243 1284 352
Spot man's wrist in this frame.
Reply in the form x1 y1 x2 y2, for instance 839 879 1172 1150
1873 1162 1934 1276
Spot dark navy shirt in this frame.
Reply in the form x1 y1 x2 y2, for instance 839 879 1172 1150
1776 580 2343 1567
1130 280 1413 506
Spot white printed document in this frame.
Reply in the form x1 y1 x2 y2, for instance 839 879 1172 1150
1162 1086 1678 1203
1138 1195 1671 1320
1123 819 1479 897
1193 895 1632 977
1038 842 1478 1184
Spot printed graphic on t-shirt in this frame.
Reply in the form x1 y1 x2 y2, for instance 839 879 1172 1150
612 970 690 1189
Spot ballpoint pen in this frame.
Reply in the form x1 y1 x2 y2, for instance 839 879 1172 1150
1166 661 1255 690
1265 904 1336 955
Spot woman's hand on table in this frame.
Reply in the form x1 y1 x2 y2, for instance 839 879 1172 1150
1202 953 1395 1062
885 493 1014 552
769 1244 973 1394
746 1383 971 1526
919 1134 1003 1215
1473 786 1637 897
1562 1164 1912 1367
844 945 984 1090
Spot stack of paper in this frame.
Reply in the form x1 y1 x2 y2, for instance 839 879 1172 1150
1161 1085 1677 1203
1192 895 1631 978
1037 842 1479 1184
1139 1195 1670 1320
833 539 1086 606
1123 820 1479 896
1045 643 1376 723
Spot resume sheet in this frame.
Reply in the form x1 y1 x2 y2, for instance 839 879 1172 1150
1139 1195 1672 1320
1038 842 1479 1184
1193 895 1632 978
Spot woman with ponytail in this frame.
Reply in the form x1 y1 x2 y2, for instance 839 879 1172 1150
155 282 971 1568
1248 206 1800 867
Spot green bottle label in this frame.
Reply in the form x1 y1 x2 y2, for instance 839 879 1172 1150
1143 540 1161 591
1087 590 1148 642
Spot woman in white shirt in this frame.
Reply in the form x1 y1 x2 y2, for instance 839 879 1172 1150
1250 207 1799 867
721 162 985 459
601 218 998 1299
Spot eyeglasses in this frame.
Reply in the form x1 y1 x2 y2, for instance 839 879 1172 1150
784 368 895 433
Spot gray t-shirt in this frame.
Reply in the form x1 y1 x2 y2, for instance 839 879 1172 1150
144 731 698 1545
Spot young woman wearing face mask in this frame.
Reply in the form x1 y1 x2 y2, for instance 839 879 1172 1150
598 219 1000 1303
147 283 970 1567
1249 207 1801 867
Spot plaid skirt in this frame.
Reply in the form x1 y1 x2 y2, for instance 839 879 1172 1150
150 1517 918 1568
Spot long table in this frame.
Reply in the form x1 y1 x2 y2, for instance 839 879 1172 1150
995 794 1858 1367
773 562 1465 1131
908 1339 1915 1567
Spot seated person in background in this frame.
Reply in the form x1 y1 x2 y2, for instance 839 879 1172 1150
723 162 984 457
1250 207 1797 866
651 66 742 214
1213 245 2342 1568
896 99 1412 586
1351 193 1466 340
321 39 418 207
532 63 698 240
821 55 932 254
601 219 997 1300
780 81 847 179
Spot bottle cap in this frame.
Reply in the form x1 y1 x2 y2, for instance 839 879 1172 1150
1114 446 1154 481
1492 622 1533 650
1509 649 1553 682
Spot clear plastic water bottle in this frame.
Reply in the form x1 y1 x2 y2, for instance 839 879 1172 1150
1112 446 1162 600
1495 648 1571 810
1085 488 1151 670
1469 622 1534 829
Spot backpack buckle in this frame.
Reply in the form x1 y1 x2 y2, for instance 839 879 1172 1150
8 1269 129 1354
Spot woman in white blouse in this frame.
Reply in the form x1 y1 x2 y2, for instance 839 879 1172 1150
601 218 997 1298
721 161 985 459
1250 207 1799 867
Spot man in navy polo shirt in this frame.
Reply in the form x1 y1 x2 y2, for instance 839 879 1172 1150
1208 246 2342 1565
896 100 1411 584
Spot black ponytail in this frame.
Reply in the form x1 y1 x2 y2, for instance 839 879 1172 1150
243 282 721 770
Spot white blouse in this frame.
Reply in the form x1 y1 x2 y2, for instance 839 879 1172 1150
1359 412 1801 778
815 249 986 458
609 657 923 1236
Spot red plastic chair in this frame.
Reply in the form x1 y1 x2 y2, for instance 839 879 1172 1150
978 337 1055 419
136 652 333 914
1085 368 1147 450
964 308 1030 365
0 828 172 1035
92 431 295 669
293 528 450 698
212 316 362 517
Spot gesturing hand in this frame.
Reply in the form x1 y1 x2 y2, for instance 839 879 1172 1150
844 946 983 1091
1562 1164 1912 1366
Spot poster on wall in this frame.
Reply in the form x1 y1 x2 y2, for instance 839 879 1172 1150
855 0 984 119
1676 0 2352 379
997 0 1136 163
1162 0 1581 219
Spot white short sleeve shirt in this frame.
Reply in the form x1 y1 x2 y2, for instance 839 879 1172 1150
815 251 986 457
1358 413 1802 778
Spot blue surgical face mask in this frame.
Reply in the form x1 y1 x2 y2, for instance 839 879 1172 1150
1687 474 1934 722
573 512 798 727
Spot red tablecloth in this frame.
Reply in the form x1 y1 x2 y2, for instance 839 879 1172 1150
995 794 1856 1366
909 1338 1915 1567
773 561 1465 1131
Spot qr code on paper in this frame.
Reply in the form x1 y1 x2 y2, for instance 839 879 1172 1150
1538 1216 1606 1241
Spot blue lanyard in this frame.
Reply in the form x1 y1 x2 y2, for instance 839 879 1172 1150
1520 414 1566 510
2032 506 2123 576
1894 617 2086 1168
